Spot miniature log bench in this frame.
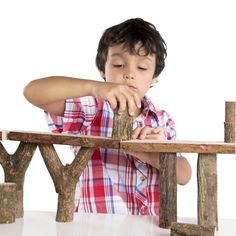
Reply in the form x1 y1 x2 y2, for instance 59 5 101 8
0 101 235 231
0 131 234 223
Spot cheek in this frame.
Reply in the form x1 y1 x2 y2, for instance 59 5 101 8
105 69 122 83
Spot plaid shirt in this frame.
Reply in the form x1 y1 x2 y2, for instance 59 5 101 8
46 96 177 215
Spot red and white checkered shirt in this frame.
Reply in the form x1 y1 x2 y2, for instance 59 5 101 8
46 96 177 215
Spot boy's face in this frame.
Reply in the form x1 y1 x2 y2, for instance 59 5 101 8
101 43 157 100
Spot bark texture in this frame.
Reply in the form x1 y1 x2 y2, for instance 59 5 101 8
0 183 17 224
224 101 235 143
197 153 218 229
0 142 37 218
39 144 94 222
171 222 216 236
112 108 133 140
159 152 177 229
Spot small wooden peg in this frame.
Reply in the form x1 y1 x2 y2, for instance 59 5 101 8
112 108 133 140
224 101 235 143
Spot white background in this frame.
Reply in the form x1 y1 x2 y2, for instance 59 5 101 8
0 0 235 219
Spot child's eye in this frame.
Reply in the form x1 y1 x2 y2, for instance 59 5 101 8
113 64 124 68
138 66 147 70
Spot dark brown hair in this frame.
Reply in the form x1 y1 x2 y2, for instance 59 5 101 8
95 18 167 78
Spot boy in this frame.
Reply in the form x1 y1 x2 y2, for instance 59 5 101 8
24 18 191 215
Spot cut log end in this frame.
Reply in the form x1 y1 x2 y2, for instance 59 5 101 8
0 183 17 224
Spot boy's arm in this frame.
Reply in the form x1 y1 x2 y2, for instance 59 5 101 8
131 152 192 185
23 76 141 116
128 126 192 185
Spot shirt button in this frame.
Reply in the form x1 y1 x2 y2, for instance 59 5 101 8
140 175 146 182
140 205 147 215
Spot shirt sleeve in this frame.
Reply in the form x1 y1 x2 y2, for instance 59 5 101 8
153 108 183 159
163 112 177 141
45 96 100 134
155 109 177 141
162 111 183 157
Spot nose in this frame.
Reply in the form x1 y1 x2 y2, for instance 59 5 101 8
123 73 134 80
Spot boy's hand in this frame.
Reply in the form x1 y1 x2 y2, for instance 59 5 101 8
126 126 167 167
92 82 141 116
132 126 167 140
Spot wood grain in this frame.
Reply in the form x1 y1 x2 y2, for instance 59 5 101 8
0 142 37 218
159 153 177 229
225 101 235 123
5 130 120 149
0 183 17 224
197 153 218 229
121 140 235 154
224 101 235 143
1 131 235 154
112 109 133 140
39 144 95 222
171 222 216 236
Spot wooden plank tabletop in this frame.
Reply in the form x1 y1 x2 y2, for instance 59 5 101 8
121 139 235 154
1 130 235 154
1 130 120 149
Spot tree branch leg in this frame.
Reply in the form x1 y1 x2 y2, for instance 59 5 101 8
159 152 177 228
39 144 94 222
197 153 218 229
0 142 37 218
0 183 17 224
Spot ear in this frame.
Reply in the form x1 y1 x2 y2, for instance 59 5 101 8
150 77 158 88
152 77 158 83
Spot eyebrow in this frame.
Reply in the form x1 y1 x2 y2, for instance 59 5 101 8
110 53 123 57
110 53 154 62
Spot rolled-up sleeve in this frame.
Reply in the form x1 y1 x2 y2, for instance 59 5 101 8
45 96 99 134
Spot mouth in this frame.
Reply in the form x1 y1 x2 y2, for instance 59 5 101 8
128 85 138 91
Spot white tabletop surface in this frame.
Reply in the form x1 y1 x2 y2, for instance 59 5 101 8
0 211 235 236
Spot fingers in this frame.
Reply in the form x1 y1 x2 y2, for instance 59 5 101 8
112 92 134 115
126 92 141 116
133 126 152 140
132 127 143 139
107 84 141 116
153 126 165 135
132 126 167 140
108 97 118 110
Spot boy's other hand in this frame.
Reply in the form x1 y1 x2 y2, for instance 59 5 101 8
132 126 167 140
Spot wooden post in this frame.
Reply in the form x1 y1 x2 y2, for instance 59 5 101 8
39 144 94 222
0 142 37 218
112 108 133 140
0 183 17 224
197 153 218 229
171 222 216 236
224 101 235 143
159 152 177 228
